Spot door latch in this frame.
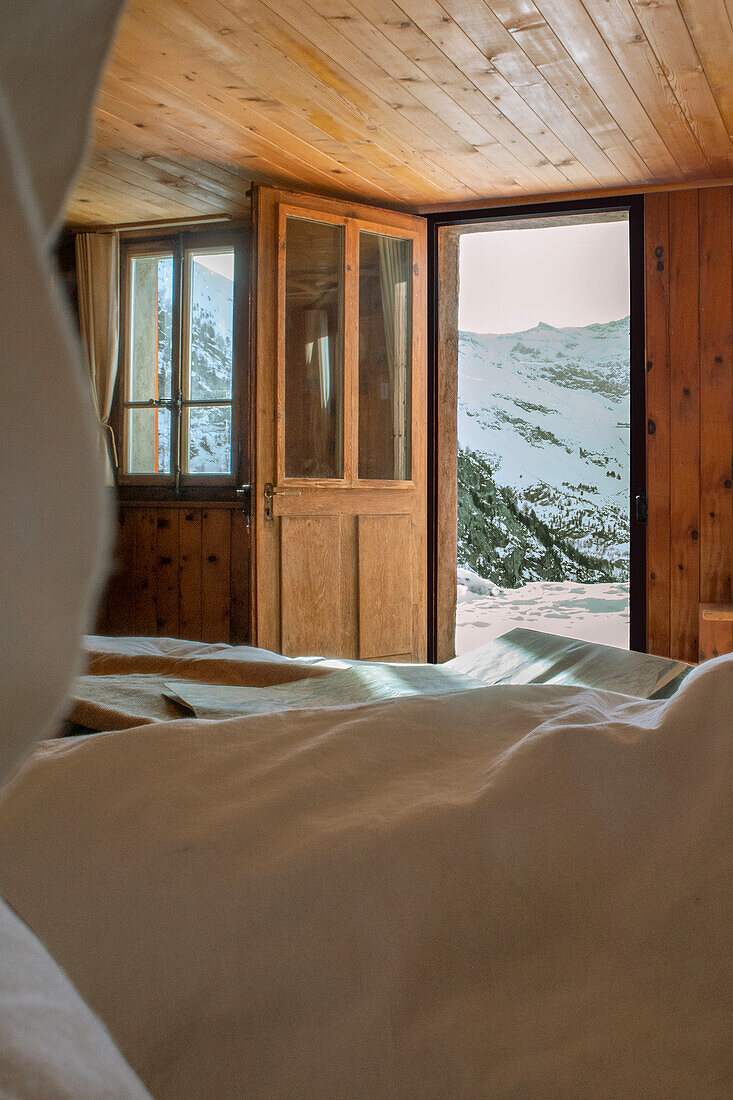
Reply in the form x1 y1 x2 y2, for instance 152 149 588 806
263 482 274 522
263 482 302 522
635 490 648 524
235 484 251 523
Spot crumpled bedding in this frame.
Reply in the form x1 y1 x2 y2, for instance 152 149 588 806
70 635 480 730
1 653 732 1098
69 635 339 729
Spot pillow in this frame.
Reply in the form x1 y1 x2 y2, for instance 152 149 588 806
0 896 150 1098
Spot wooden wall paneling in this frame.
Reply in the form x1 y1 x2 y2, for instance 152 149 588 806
230 511 251 646
644 192 671 657
155 509 180 636
95 508 135 635
280 515 345 657
133 508 159 635
668 189 700 663
358 514 413 659
201 508 231 642
179 508 203 641
698 187 733 613
698 604 733 662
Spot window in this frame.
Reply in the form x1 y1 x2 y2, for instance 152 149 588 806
118 234 238 485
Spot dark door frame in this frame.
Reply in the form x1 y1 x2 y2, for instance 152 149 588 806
426 194 646 661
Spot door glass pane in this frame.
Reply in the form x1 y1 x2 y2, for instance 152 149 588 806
358 232 412 480
284 216 344 478
126 407 171 475
185 405 232 474
187 250 234 400
129 254 173 402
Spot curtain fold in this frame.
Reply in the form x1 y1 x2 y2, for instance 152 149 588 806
75 231 120 477
377 236 410 479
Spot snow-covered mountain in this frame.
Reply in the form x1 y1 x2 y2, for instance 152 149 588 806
186 265 233 474
458 317 630 584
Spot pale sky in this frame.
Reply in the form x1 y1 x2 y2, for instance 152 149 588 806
459 220 629 334
195 252 234 280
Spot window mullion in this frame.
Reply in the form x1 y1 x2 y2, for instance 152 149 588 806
172 234 184 490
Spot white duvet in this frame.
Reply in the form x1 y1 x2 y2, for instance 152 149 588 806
0 654 731 1097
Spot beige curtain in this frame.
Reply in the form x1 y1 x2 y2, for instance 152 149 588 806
75 231 120 476
377 236 410 479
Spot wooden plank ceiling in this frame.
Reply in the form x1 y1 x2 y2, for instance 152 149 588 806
67 0 733 226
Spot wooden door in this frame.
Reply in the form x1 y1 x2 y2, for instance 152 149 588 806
253 187 427 660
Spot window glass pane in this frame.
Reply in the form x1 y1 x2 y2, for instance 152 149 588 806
284 217 344 479
129 255 173 402
126 407 171 475
358 232 412 480
185 406 232 474
187 251 234 401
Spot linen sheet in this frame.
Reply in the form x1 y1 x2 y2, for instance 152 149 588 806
1 655 732 1097
70 635 480 729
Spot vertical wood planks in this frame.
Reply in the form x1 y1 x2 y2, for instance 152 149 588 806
201 508 231 642
155 510 180 637
133 508 158 635
645 186 733 662
698 188 733 607
179 509 203 640
668 189 700 663
96 505 249 646
229 510 251 646
644 192 671 657
698 606 733 663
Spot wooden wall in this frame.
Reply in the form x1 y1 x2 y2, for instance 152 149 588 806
646 187 733 663
96 503 250 645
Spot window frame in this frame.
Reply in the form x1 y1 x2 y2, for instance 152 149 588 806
114 227 247 498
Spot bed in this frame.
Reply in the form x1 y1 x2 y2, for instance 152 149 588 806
0 635 730 1098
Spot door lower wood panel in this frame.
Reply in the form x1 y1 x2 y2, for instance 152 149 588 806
275 511 417 660
280 515 348 657
96 503 250 644
358 514 412 659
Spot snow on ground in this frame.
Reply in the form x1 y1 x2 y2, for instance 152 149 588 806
456 567 629 654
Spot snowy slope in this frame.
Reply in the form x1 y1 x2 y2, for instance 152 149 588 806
456 567 629 652
458 317 630 574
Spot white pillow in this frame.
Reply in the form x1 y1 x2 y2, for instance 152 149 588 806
0 897 150 1098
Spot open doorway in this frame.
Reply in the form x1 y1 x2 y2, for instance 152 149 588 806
429 201 644 661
